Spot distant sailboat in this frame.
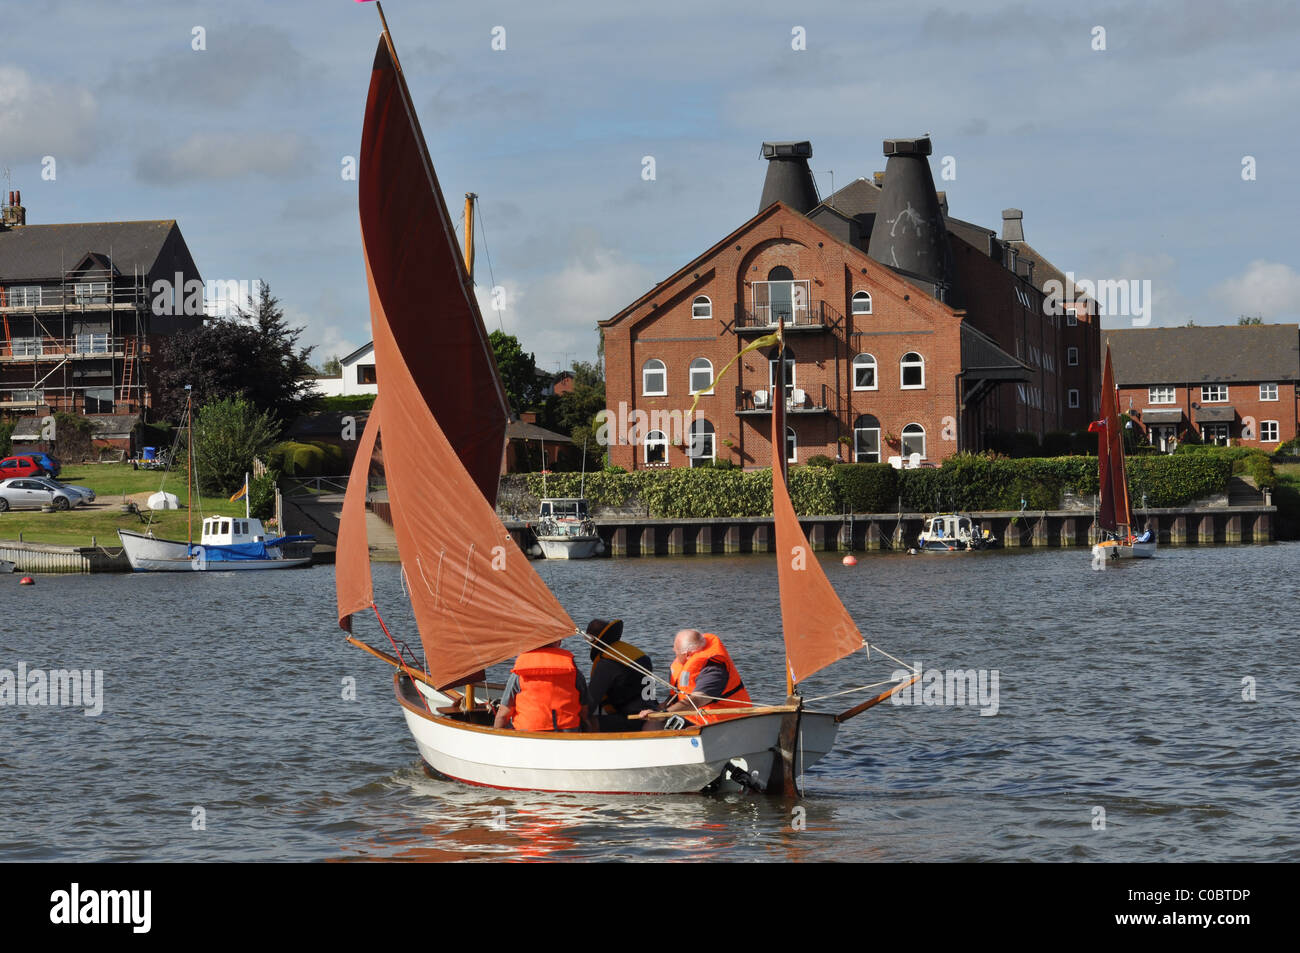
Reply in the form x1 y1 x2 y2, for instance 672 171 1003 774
1091 345 1156 560
337 4 918 794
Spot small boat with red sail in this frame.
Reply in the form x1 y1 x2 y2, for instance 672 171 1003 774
1091 345 1156 560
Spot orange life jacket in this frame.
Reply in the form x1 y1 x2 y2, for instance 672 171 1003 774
510 647 583 732
668 633 751 725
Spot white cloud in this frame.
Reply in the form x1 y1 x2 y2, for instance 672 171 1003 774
136 131 313 184
0 66 101 163
474 249 654 370
1210 261 1300 321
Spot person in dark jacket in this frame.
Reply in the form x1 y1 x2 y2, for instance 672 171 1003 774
585 619 653 732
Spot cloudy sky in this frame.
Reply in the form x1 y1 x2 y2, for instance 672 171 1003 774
3 0 1296 371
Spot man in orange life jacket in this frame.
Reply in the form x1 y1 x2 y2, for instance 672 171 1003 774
638 629 750 728
493 640 593 732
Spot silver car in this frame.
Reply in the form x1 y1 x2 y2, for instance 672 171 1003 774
37 478 96 503
0 477 85 511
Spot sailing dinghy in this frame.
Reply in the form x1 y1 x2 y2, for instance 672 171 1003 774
338 5 917 795
1091 345 1156 560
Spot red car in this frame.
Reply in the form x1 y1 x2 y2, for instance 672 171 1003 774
0 456 49 478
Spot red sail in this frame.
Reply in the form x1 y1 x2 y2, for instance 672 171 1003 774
770 346 864 684
336 401 382 630
357 34 510 506
1096 346 1130 534
352 33 576 687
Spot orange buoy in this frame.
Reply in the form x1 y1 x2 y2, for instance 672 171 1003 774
19 576 35 585
841 554 858 566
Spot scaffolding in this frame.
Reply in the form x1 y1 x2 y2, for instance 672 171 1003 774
0 264 151 415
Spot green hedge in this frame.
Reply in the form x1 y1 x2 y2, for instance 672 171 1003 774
516 452 1235 516
268 440 346 477
1172 444 1275 490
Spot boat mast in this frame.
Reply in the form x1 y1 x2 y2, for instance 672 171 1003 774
185 385 193 546
774 323 794 697
463 192 476 280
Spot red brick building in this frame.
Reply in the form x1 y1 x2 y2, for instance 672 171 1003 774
600 137 1098 470
1108 325 1300 450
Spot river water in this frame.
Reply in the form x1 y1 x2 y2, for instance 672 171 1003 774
2 544 1297 862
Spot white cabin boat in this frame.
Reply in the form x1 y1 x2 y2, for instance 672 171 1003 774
917 513 998 552
118 516 314 572
534 497 604 559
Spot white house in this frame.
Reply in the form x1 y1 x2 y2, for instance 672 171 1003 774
309 342 377 397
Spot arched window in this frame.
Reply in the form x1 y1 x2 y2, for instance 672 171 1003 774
768 345 796 396
786 426 797 464
853 414 881 463
687 418 715 466
692 295 712 320
689 357 714 395
901 423 926 460
768 266 794 325
852 353 877 391
642 358 667 396
900 351 925 389
644 429 668 465
852 291 872 315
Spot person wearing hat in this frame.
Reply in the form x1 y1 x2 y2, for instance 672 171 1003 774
586 619 654 732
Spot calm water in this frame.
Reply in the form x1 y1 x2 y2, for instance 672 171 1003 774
2 544 1298 862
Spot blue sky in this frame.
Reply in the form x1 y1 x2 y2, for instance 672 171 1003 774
3 0 1297 372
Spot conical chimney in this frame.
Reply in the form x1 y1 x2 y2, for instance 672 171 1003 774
759 141 819 214
867 136 954 296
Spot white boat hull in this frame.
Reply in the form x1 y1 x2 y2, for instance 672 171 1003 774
117 530 311 572
536 536 603 559
1096 537 1158 560
398 676 812 794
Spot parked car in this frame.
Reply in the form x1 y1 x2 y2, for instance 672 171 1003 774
0 477 84 511
0 456 49 479
32 477 95 504
17 451 61 478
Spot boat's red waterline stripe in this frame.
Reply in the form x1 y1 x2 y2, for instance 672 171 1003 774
424 763 691 797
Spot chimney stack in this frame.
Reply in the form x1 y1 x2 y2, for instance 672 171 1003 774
866 136 955 296
759 140 819 214
2 189 26 227
1002 208 1024 242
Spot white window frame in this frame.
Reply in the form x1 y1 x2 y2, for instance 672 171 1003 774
851 291 872 315
1067 347 1079 366
75 332 111 355
1261 420 1280 442
11 336 42 357
1149 385 1175 405
769 352 796 394
786 426 797 465
853 419 880 463
687 419 715 466
644 429 668 465
1201 422 1230 446
900 352 925 390
74 281 109 304
1260 383 1279 401
11 388 44 404
1068 389 1080 409
642 359 667 397
852 353 877 391
691 295 712 320
688 357 714 395
1201 384 1228 403
8 285 42 307
901 423 926 460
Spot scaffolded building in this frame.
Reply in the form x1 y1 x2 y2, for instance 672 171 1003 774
0 191 203 433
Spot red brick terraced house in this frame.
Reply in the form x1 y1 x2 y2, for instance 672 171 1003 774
1107 325 1300 451
600 137 1098 471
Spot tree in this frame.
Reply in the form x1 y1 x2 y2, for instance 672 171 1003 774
489 330 541 415
156 282 317 424
541 359 606 458
321 355 342 375
193 397 281 495
1238 314 1264 325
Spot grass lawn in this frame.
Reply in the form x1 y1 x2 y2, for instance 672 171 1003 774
0 462 253 547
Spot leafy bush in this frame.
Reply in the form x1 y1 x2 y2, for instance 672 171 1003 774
1127 454 1232 506
269 441 326 477
316 394 376 413
1171 444 1274 489
0 419 13 458
250 469 278 520
194 398 281 495
832 463 898 513
805 454 836 469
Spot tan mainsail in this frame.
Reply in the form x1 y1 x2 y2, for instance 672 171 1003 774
335 31 575 687
770 342 864 685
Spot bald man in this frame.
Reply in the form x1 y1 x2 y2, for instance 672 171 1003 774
639 628 751 728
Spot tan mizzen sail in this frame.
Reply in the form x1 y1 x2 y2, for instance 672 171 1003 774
770 337 865 685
